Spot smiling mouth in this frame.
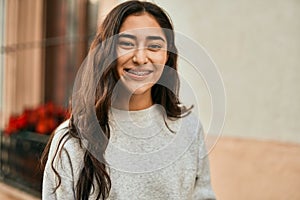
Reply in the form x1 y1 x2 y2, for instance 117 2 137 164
125 68 153 76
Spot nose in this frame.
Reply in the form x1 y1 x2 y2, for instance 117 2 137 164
133 47 148 65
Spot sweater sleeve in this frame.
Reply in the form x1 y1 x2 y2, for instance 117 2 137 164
192 128 216 200
42 126 76 200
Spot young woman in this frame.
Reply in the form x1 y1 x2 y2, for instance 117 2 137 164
42 1 216 199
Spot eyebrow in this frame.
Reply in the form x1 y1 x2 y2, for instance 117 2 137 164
118 34 166 42
147 36 166 42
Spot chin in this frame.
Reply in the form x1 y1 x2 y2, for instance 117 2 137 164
128 83 154 95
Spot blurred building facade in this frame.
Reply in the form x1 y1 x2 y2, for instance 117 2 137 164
0 0 105 129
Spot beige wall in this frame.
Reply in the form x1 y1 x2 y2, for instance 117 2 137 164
155 0 300 143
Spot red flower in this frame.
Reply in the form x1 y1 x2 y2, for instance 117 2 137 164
35 117 58 135
4 102 70 135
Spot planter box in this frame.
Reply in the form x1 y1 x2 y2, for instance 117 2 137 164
0 131 49 197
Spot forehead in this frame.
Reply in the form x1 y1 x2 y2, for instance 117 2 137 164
119 13 165 39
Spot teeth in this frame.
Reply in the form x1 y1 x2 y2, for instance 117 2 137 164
127 69 151 76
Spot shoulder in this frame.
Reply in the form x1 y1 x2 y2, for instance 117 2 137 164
52 120 77 151
184 112 205 142
183 111 202 130
45 120 85 179
51 120 69 147
49 120 85 165
164 111 203 148
52 120 81 147
167 111 203 134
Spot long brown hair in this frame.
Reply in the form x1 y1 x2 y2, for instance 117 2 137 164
41 1 191 199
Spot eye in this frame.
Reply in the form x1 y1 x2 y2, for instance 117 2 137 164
148 44 162 51
118 41 135 49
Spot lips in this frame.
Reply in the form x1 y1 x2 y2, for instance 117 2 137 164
124 68 153 80
126 69 152 76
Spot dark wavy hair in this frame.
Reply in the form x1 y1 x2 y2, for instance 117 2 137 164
41 1 191 199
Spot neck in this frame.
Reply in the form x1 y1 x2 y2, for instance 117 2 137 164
129 93 153 111
112 88 153 111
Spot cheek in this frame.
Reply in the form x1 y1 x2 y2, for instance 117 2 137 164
151 51 168 66
156 63 165 74
116 55 128 76
153 53 167 77
116 60 123 75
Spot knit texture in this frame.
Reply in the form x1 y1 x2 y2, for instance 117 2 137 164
43 104 216 200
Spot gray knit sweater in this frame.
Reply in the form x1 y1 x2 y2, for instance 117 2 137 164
42 104 216 200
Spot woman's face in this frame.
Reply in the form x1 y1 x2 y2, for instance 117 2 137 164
116 13 168 95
